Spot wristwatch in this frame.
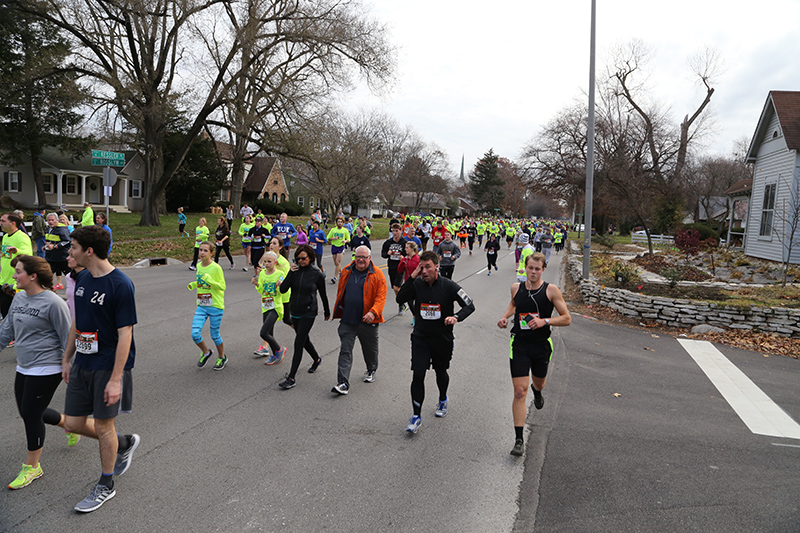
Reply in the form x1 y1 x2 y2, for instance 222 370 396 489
545 318 550 325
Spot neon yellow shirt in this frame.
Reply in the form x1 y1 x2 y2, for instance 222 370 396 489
194 226 210 248
256 269 285 319
0 229 33 288
327 227 350 247
238 222 255 243
187 261 226 310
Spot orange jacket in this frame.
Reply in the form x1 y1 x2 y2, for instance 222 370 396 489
333 261 387 323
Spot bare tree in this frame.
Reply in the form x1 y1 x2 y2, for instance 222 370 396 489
772 174 800 285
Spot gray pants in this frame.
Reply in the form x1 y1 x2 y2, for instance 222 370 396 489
543 246 552 265
337 321 380 386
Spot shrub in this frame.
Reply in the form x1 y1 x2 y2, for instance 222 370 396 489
593 234 616 249
675 228 702 256
612 261 640 284
660 267 682 288
681 223 719 241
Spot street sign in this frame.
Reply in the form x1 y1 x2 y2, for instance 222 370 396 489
91 149 125 167
103 167 118 187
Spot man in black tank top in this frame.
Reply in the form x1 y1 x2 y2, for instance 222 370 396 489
497 251 571 457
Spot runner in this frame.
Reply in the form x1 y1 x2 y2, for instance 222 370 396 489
213 216 235 270
436 231 461 280
514 232 530 270
327 216 351 284
237 214 255 271
467 223 477 255
270 212 297 258
396 251 475 434
497 252 571 456
188 241 228 371
265 236 293 326
59 213 74 234
349 223 370 261
189 217 209 271
277 245 330 389
44 213 71 290
308 220 327 273
80 202 94 228
177 207 188 237
0 212 34 317
397 241 420 326
248 215 271 269
381 223 408 315
62 225 140 513
516 235 535 282
485 232 501 275
252 251 287 365
2 256 74 490
430 220 446 254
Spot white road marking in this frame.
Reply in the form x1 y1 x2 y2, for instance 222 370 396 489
772 443 800 448
678 339 800 440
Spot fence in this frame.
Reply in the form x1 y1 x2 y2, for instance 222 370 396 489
630 233 674 245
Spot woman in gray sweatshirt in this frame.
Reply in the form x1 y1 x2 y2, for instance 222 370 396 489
2 255 73 490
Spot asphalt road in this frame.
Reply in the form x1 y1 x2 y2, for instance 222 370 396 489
1 244 799 532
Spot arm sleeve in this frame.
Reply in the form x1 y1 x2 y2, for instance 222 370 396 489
453 283 475 322
396 276 416 304
316 273 330 315
0 304 13 350
51 296 73 350
380 239 390 259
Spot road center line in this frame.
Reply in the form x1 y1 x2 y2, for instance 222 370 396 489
677 339 800 440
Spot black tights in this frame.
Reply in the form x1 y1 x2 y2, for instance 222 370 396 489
260 310 281 353
288 317 320 379
215 244 234 266
410 368 449 416
487 254 497 270
14 373 62 451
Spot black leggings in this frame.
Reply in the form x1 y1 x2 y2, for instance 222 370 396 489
191 247 200 268
215 243 234 266
440 265 454 279
260 310 281 353
288 317 320 379
487 253 497 270
15 372 63 451
410 368 449 416
251 247 265 268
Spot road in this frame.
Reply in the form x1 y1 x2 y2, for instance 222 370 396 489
1 244 799 532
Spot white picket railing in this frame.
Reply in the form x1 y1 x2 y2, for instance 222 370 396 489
630 233 674 244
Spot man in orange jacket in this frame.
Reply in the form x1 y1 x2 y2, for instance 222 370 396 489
331 245 387 395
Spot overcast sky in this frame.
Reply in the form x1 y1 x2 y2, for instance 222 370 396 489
342 0 800 179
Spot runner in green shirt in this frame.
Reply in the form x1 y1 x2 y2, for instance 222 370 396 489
252 251 287 364
188 241 227 370
80 202 94 228
189 218 210 271
0 212 34 317
238 215 255 272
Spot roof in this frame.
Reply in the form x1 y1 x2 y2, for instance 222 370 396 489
725 178 753 196
34 146 132 176
746 91 800 162
244 156 278 193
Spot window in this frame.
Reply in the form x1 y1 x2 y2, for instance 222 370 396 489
130 180 143 198
297 196 304 207
66 176 78 195
280 193 286 203
42 174 53 194
309 197 314 209
759 182 776 236
272 193 278 202
5 171 20 193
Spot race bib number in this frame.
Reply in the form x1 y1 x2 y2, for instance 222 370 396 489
195 238 203 245
518 312 539 330
443 251 452 258
488 250 495 255
197 293 213 307
261 296 275 311
279 233 286 239
420 303 441 320
253 236 262 243
75 330 99 354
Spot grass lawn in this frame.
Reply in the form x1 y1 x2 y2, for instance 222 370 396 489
106 212 393 266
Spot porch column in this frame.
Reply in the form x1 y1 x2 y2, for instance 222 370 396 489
56 172 63 206
81 175 87 205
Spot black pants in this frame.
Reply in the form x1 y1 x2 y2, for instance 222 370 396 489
215 243 234 266
251 247 265 268
411 369 449 416
288 317 320 379
260 310 281 353
487 253 497 270
15 372 62 451
440 265 454 279
191 247 200 268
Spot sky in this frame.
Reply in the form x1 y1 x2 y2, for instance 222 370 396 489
341 0 800 179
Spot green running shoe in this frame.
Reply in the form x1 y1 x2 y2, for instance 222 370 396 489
8 463 43 489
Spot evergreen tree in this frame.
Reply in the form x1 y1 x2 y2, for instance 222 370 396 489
164 133 227 212
0 5 89 205
469 149 505 213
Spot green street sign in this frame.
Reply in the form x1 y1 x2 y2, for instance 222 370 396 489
91 149 125 161
92 157 125 167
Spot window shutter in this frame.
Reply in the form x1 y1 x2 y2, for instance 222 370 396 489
128 179 133 197
3 172 7 192
17 172 21 192
77 178 82 195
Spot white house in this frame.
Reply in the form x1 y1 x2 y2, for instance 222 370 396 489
743 91 800 264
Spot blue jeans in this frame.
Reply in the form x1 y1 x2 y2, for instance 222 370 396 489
35 237 46 258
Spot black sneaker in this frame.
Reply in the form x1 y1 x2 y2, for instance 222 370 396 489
532 385 544 410
510 438 524 456
114 434 140 476
197 350 212 368
279 376 296 389
308 358 322 373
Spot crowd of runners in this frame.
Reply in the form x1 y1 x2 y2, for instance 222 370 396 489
3 203 574 513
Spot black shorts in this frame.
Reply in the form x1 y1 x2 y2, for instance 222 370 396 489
411 335 453 371
388 262 403 287
47 260 69 276
509 336 553 379
64 366 133 419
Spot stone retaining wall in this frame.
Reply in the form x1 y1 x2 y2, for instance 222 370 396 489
567 256 800 337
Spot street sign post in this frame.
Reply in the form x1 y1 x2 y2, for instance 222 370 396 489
91 150 125 168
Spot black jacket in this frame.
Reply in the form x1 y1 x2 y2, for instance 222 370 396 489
396 274 475 340
280 264 330 318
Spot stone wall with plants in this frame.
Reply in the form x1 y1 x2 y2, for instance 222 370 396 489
567 256 800 337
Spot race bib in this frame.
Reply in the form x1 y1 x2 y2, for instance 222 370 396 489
261 296 275 311
75 330 99 354
420 303 441 320
518 312 539 330
195 238 203 245
197 293 213 307
488 250 495 255
253 236 262 243
443 251 452 258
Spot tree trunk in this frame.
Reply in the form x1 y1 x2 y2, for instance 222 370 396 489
29 146 46 208
138 119 166 226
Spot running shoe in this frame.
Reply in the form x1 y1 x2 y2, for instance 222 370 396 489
54 283 65 290
197 350 213 368
308 357 322 373
264 353 277 365
363 370 376 383
494 265 498 271
405 415 422 434
332 382 349 395
410 317 415 327
7 340 13 347
213 356 227 371
66 430 81 447
510 438 525 457
254 346 270 357
229 263 235 270
8 463 42 490
487 271 491 276
532 387 544 410
243 266 248 272
398 304 405 316
330 277 337 284
279 376 296 389
74 483 115 513
435 396 448 417
275 346 287 364
188 265 197 271
114 433 140 476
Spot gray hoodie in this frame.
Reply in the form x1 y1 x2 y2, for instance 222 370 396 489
437 239 461 266
0 290 71 372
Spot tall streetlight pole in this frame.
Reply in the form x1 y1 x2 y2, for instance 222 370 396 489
582 0 596 279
